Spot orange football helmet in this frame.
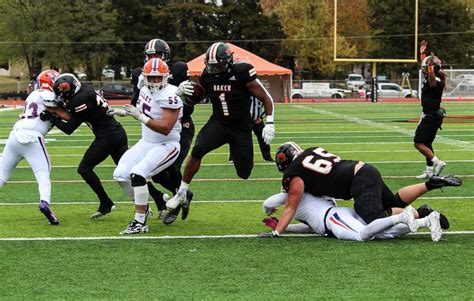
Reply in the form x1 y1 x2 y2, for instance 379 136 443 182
142 58 169 92
36 69 60 91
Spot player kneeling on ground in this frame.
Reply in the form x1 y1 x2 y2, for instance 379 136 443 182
108 58 183 235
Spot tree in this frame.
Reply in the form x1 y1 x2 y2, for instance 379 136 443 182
272 0 356 78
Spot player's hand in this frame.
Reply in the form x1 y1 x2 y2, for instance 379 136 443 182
106 108 127 117
420 40 427 54
123 104 150 124
258 230 280 238
176 80 194 98
263 217 279 230
39 110 53 121
263 206 277 216
262 123 275 145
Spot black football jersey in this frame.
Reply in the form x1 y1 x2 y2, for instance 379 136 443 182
421 79 445 114
55 85 122 137
282 147 358 200
199 62 257 123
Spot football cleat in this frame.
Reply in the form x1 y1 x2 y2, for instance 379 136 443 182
120 220 149 235
417 204 449 229
163 206 181 225
146 206 154 219
157 210 166 220
415 171 433 179
90 204 116 220
39 201 59 225
181 190 194 220
427 211 442 242
166 189 187 210
433 160 446 176
427 175 462 189
400 205 418 232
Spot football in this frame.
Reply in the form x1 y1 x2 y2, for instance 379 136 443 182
185 82 205 105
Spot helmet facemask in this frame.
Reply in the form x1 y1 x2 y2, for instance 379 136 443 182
144 74 168 92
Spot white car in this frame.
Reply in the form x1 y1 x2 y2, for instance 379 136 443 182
292 82 345 99
367 83 417 98
346 74 365 91
102 68 115 78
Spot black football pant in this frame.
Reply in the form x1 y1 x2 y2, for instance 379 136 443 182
414 113 443 166
77 130 128 210
228 120 271 162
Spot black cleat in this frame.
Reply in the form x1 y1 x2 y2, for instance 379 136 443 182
417 204 450 229
427 175 462 189
90 203 115 220
163 206 181 225
181 190 193 220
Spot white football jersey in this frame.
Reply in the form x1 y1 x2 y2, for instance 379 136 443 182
13 89 55 137
137 84 183 143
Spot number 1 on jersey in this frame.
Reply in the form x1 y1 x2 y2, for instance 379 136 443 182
219 93 229 116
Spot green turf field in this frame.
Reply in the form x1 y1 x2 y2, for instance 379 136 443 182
0 101 473 299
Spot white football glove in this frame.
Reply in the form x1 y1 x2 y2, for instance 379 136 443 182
175 80 194 98
106 108 127 117
123 104 150 124
262 123 275 145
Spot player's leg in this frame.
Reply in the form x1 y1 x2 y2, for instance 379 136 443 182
167 118 227 210
414 115 444 177
229 123 254 180
325 207 366 241
0 133 23 188
23 137 58 225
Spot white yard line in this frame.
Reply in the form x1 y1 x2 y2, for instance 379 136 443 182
0 231 473 241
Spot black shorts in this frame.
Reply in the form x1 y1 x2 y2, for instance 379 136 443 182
350 163 392 223
414 113 443 144
191 117 253 179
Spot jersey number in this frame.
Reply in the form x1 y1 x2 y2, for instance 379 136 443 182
218 93 229 116
302 147 341 174
19 101 39 119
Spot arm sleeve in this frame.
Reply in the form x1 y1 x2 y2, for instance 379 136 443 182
51 114 82 135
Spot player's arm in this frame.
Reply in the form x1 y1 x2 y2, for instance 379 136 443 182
145 107 180 135
50 113 82 135
275 176 304 234
420 40 427 63
426 55 438 88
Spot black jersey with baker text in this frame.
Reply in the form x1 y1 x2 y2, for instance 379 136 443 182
282 147 358 200
199 62 257 123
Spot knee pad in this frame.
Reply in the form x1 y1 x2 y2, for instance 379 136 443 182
392 193 408 208
131 173 147 187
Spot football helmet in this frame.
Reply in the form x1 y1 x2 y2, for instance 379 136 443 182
142 58 169 92
275 142 303 172
205 42 233 77
35 69 60 91
421 55 442 78
144 39 170 62
52 73 82 103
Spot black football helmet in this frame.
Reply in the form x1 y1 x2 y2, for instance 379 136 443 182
275 142 303 172
52 73 82 104
205 42 233 77
144 39 171 62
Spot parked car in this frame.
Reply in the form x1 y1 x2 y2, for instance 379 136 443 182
292 82 345 99
367 82 417 98
100 84 132 99
443 80 474 98
75 72 87 80
102 68 115 78
345 74 365 91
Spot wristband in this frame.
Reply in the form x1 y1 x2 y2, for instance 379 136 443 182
427 65 434 73
266 115 274 124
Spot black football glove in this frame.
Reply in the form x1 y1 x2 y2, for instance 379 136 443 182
39 110 53 121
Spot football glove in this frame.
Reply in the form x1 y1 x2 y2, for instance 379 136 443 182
263 217 279 230
258 230 280 238
175 80 194 98
262 123 275 145
39 110 53 121
106 108 127 117
124 104 150 124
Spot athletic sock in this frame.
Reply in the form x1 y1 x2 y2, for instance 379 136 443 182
134 212 146 224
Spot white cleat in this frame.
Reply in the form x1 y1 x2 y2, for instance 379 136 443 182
166 189 187 210
416 172 433 179
120 220 149 235
401 205 419 232
433 160 446 176
427 211 442 242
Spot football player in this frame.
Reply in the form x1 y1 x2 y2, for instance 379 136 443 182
45 73 128 219
166 42 276 214
130 39 195 224
109 58 183 234
260 192 446 242
0 70 60 225
414 40 448 179
259 142 462 238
